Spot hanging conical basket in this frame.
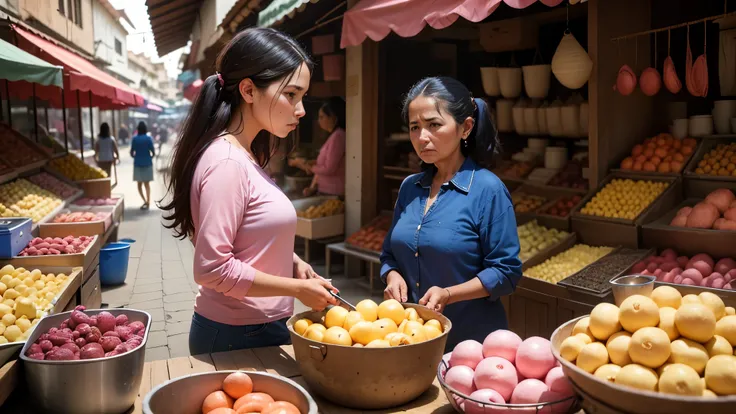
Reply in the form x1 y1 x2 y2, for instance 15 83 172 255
551 32 593 89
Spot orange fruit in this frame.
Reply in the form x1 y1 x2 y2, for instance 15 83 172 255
349 321 382 345
644 148 655 158
323 326 352 346
373 318 399 338
377 299 405 325
262 401 301 414
621 157 634 169
202 390 234 413
234 392 274 412
209 409 235 414
223 372 253 399
657 162 671 173
324 306 349 329
355 299 379 322
293 319 312 335
650 156 662 166
343 311 364 331
632 145 644 156
643 162 656 172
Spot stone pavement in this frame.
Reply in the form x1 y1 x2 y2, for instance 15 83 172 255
101 141 382 362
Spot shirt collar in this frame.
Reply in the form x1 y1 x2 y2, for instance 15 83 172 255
414 157 477 194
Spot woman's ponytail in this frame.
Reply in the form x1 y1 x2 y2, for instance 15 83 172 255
468 97 501 168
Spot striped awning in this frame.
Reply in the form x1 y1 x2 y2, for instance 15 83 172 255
258 0 320 28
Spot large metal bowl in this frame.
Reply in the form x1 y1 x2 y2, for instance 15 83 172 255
551 315 736 414
19 308 151 414
143 370 318 414
287 303 451 410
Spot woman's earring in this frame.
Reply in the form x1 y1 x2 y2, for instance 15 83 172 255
462 139 468 149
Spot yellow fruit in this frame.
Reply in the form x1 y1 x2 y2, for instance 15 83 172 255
3 325 22 342
0 265 13 276
0 337 7 344
404 324 428 343
669 338 709 375
0 282 5 295
629 327 671 369
5 278 18 289
705 335 733 357
14 298 36 319
658 307 680 341
704 355 736 396
606 331 633 366
15 318 31 333
387 332 414 346
293 319 313 336
698 292 726 320
401 320 424 335
3 288 19 300
675 303 716 343
725 306 735 316
377 299 405 325
703 389 718 397
658 363 704 396
423 325 442 340
615 364 658 392
0 275 11 285
681 294 701 305
372 318 398 339
715 315 736 345
560 336 586 361
589 303 622 341
404 307 419 321
1 314 15 327
304 324 326 342
323 326 352 346
574 333 593 344
22 278 34 288
594 364 621 383
619 295 660 333
0 304 11 316
365 339 390 348
651 286 682 309
576 342 609 373
0 323 4 335
14 284 27 296
342 311 364 332
352 343 364 348
572 316 595 338
424 319 443 332
324 306 349 329
349 321 382 345
355 299 378 322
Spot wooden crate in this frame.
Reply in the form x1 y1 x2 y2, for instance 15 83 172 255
292 196 344 240
682 177 736 199
76 178 112 198
641 198 736 259
38 208 113 238
683 137 736 182
5 235 100 272
81 266 101 308
533 193 588 231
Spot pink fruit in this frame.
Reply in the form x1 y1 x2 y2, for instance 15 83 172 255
659 261 678 272
676 256 689 268
653 269 664 279
712 278 726 289
687 261 713 277
445 365 476 396
662 271 675 283
673 275 684 284
689 254 714 268
682 278 695 285
680 268 703 284
545 366 573 396
661 248 678 260
715 258 736 275
482 330 522 363
724 283 734 290
631 262 647 273
646 263 658 273
451 340 484 370
515 337 556 380
465 389 506 413
473 357 518 401
510 379 549 405
726 269 736 282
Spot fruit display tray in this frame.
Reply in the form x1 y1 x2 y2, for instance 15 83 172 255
75 178 112 199
683 137 736 182
533 193 589 231
682 176 736 199
293 196 344 240
39 208 113 238
6 234 100 271
523 242 620 293
640 198 736 261
558 247 654 296
609 139 700 179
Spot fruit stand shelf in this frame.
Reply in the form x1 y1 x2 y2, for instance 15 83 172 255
0 345 456 413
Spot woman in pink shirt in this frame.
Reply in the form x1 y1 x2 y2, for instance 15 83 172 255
290 96 346 196
159 28 337 354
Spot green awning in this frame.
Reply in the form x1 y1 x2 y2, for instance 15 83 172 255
0 37 63 87
258 0 317 28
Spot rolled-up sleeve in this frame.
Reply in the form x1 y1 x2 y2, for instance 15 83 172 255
476 191 522 301
311 129 345 176
193 160 257 298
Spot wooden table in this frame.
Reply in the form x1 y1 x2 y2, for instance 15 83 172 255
1 345 453 413
325 242 382 295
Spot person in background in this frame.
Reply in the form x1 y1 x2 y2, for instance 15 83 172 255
158 27 337 355
94 122 119 176
130 121 156 209
118 123 130 145
289 96 346 197
380 77 522 350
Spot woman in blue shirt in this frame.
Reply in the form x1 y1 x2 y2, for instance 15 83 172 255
130 121 156 209
380 77 522 350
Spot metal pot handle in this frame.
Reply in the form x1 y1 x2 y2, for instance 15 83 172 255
309 344 327 361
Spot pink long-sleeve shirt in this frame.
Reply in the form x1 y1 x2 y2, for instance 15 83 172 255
190 138 297 325
311 127 345 195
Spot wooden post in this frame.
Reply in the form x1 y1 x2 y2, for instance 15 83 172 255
62 89 68 152
588 0 653 186
89 91 94 150
77 90 84 160
32 83 38 142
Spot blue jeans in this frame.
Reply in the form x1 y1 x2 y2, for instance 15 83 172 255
188 313 291 355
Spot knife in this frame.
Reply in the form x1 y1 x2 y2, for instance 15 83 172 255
328 290 357 311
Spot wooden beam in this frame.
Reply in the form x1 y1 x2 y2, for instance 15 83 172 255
148 0 199 19
149 3 200 26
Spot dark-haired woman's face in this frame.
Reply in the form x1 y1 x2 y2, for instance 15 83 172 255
318 108 337 133
250 62 311 138
408 96 472 165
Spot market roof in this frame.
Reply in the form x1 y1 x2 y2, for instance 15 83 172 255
258 0 320 28
222 0 272 33
341 0 564 48
146 0 203 57
12 25 144 106
0 37 63 87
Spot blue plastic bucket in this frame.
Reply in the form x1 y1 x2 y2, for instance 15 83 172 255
99 240 134 285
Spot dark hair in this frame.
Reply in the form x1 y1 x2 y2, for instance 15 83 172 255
137 121 148 135
402 76 500 169
320 96 346 131
98 122 110 138
159 27 313 239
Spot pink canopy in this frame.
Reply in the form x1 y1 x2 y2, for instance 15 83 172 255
341 0 564 48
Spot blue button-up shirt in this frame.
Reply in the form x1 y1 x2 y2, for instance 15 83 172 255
380 157 522 350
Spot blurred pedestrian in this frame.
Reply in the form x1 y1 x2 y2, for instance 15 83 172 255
117 123 130 145
130 121 156 209
94 122 119 176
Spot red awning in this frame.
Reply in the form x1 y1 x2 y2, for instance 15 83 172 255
147 103 163 112
340 0 564 48
7 76 130 109
12 25 144 107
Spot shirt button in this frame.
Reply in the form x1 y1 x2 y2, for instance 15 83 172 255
414 252 419 257
417 225 421 230
416 282 420 288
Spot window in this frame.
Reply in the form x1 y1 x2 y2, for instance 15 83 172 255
115 39 122 55
73 0 82 28
58 0 65 15
60 0 82 28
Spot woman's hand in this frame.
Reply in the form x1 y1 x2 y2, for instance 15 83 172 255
293 257 318 279
384 270 408 302
419 286 451 313
296 278 338 311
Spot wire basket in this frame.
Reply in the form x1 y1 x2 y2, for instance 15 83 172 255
437 359 580 413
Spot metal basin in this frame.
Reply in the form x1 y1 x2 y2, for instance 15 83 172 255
287 303 452 410
610 274 656 306
19 309 151 414
143 370 318 414
551 315 736 414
